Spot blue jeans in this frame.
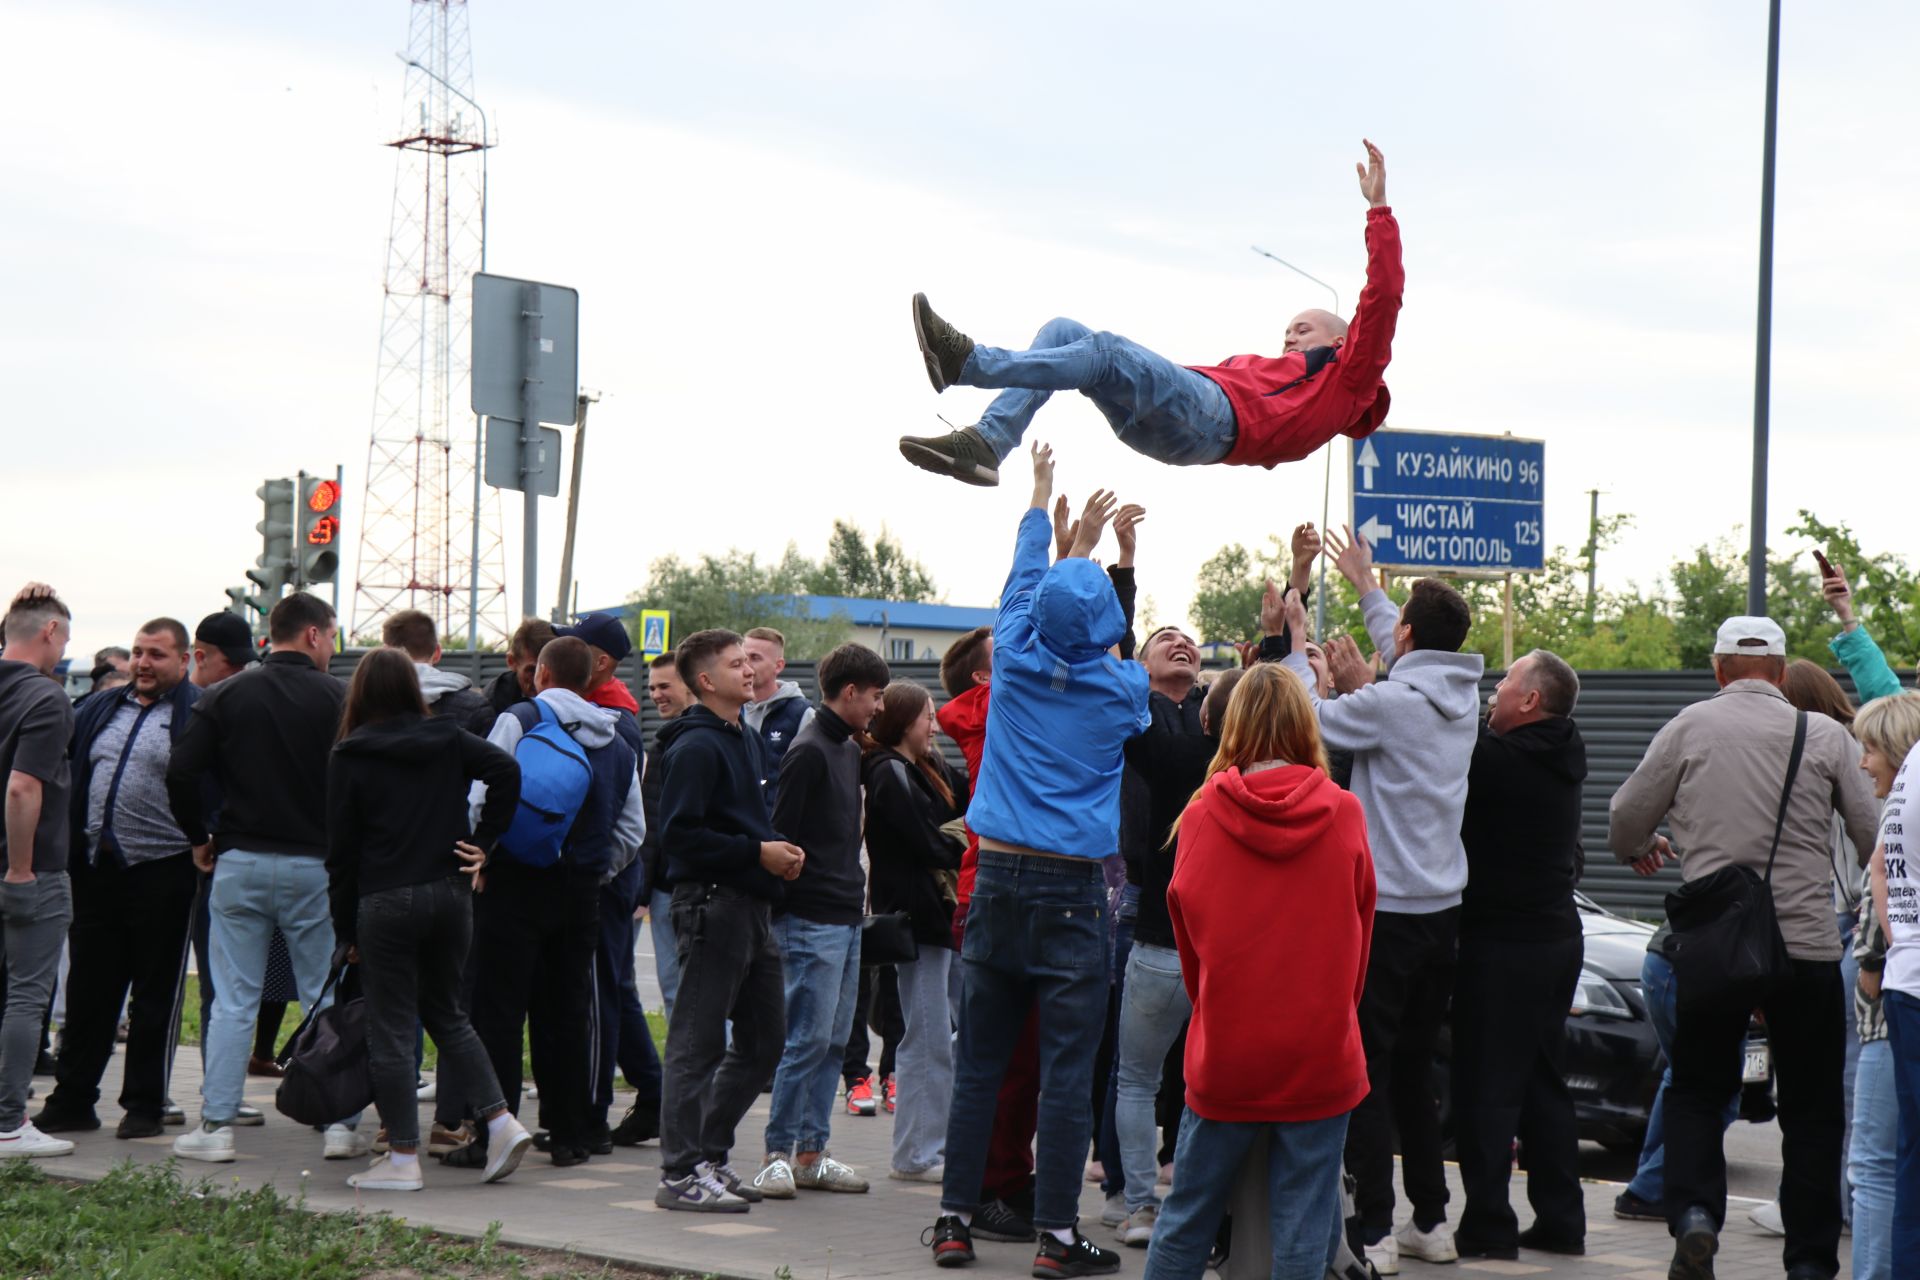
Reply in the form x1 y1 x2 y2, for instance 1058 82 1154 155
964 318 1237 466
893 948 955 1175
1885 988 1920 1274
764 915 862 1154
1143 1109 1348 1280
942 851 1109 1230
1118 942 1192 1211
649 887 679 1019
202 851 339 1124
1851 1037 1897 1280
1626 950 1740 1203
0 875 72 1131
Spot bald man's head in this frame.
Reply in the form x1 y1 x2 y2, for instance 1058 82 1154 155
1283 309 1349 354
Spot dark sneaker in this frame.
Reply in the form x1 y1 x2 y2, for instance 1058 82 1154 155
610 1103 658 1146
586 1123 614 1156
442 1139 489 1170
705 1161 766 1204
116 1112 165 1140
911 293 975 392
1517 1224 1585 1255
551 1144 590 1168
1032 1231 1121 1278
898 427 1001 488
1613 1189 1664 1222
531 1129 554 1153
31 1105 101 1134
656 1169 749 1214
924 1215 975 1268
1454 1231 1518 1260
1669 1207 1717 1280
973 1198 1038 1243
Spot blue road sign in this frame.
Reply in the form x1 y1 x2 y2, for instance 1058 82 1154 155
1350 429 1546 574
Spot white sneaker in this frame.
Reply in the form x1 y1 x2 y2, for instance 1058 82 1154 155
1748 1200 1785 1235
481 1116 533 1184
794 1151 869 1193
233 1105 265 1127
416 1079 437 1102
1118 1203 1158 1246
173 1121 237 1163
1395 1219 1458 1263
347 1153 423 1191
0 1120 75 1159
887 1162 945 1183
1100 1191 1129 1227
1364 1234 1400 1276
753 1154 798 1199
323 1124 373 1160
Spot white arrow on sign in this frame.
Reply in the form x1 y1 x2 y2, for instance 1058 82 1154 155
1356 439 1381 491
1358 515 1393 545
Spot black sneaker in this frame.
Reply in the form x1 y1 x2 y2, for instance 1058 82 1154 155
442 1140 489 1170
1613 1189 1664 1222
1670 1207 1718 1280
924 1215 975 1268
31 1105 100 1134
1032 1230 1121 1278
911 293 975 392
973 1198 1038 1243
898 427 1001 488
1517 1224 1585 1255
1454 1232 1518 1260
610 1103 659 1146
115 1112 165 1140
586 1123 614 1156
551 1144 591 1168
705 1161 765 1204
531 1129 553 1153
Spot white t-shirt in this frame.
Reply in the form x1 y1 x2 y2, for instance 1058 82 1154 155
1880 738 1920 995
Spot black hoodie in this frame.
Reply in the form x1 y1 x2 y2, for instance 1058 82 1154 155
326 713 520 943
863 746 967 947
770 705 866 926
1459 715 1587 943
656 702 782 900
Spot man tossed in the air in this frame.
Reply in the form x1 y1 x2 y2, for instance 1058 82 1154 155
899 140 1401 488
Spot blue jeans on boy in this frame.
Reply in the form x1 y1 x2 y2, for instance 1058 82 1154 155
942 851 1108 1231
1626 950 1739 1204
764 915 862 1155
1143 1109 1348 1280
202 851 340 1124
1884 988 1920 1275
964 318 1237 466
1117 942 1193 1212
1851 1037 1896 1280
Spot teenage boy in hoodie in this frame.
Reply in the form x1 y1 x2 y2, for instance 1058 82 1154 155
899 143 1398 489
462 637 643 1169
1277 568 1483 1276
1451 649 1588 1261
381 609 491 730
654 628 805 1213
742 627 814 800
926 443 1150 1279
752 642 891 1199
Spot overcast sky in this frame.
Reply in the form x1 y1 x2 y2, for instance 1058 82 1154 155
3 1 1916 660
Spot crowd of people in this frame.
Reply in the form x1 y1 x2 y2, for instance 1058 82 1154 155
1 441 1918 1280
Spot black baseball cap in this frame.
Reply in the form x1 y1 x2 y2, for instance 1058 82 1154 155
556 612 633 662
195 613 259 668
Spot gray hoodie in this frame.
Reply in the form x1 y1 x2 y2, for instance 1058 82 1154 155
1283 592 1484 914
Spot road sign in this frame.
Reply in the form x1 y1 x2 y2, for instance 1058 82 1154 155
639 609 672 657
1350 429 1545 574
484 418 562 497
471 274 580 426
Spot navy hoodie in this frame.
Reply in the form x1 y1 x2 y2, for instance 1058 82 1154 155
656 702 784 900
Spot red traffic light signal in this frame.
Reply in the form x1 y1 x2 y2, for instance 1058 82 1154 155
306 479 341 513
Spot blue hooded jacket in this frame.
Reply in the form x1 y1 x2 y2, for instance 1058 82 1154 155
965 508 1151 859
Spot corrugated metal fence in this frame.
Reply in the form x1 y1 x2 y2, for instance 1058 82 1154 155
335 652 1902 919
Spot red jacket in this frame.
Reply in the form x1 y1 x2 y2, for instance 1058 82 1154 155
587 676 642 716
937 683 991 924
1167 763 1375 1123
1191 207 1403 469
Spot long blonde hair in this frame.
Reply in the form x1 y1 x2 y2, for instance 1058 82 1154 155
1167 664 1327 844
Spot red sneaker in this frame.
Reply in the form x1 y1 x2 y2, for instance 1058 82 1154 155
846 1076 878 1116
883 1074 897 1114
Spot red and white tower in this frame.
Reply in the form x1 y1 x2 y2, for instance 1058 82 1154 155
351 0 508 646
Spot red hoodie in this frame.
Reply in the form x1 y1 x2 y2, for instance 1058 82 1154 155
936 683 991 924
1167 763 1375 1123
587 675 641 715
1190 206 1403 470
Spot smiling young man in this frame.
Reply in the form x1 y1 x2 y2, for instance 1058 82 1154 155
899 143 1400 487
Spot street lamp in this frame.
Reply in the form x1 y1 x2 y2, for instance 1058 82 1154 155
1250 246 1340 638
1748 0 1782 617
397 51 491 657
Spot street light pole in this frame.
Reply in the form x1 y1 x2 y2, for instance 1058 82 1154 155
1250 246 1340 637
398 52 491 659
1748 0 1782 617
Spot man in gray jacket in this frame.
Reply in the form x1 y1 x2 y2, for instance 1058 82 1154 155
1279 546 1483 1276
1610 616 1878 1280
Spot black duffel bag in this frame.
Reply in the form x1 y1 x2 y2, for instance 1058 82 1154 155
274 962 374 1127
859 912 919 967
1661 710 1805 1014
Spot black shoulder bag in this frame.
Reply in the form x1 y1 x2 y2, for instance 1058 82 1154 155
1660 710 1805 1015
274 961 374 1127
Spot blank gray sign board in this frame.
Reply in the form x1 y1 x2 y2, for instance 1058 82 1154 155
470 272 580 426
484 418 562 497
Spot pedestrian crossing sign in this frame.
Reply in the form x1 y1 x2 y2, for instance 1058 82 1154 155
640 609 671 657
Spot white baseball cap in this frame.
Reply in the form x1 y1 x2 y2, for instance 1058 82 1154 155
1713 615 1787 656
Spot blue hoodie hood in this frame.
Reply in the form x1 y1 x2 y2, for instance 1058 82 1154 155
965 509 1151 860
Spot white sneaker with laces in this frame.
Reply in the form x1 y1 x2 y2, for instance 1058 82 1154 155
1363 1234 1400 1276
1100 1192 1128 1227
347 1153 423 1191
1395 1218 1458 1263
754 1154 798 1199
173 1121 237 1163
793 1151 869 1193
324 1124 373 1160
0 1120 75 1159
481 1116 532 1184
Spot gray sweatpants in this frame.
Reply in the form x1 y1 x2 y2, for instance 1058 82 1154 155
1 875 73 1131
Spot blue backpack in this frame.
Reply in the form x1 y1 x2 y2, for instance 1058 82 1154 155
496 700 593 867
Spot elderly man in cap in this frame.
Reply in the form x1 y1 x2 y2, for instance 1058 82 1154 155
1610 616 1879 1280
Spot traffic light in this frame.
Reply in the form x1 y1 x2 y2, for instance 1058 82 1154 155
296 472 343 586
225 587 251 620
250 477 295 603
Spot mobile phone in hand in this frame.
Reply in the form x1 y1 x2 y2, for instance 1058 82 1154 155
1813 549 1838 580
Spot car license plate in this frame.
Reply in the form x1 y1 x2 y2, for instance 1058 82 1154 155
1742 1045 1770 1083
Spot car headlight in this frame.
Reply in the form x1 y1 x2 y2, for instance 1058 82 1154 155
1570 968 1634 1019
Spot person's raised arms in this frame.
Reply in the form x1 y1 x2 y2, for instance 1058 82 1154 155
1325 524 1382 597
1029 441 1055 512
1356 138 1387 209
1114 505 1146 570
1066 489 1118 560
1289 523 1322 596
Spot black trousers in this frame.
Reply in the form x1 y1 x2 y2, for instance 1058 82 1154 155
1345 906 1460 1240
468 860 599 1149
47 853 197 1120
592 858 661 1124
1451 931 1585 1248
658 883 785 1179
843 964 904 1084
1666 958 1844 1275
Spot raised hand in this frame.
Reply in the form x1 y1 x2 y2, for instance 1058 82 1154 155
1029 441 1056 510
1822 559 1857 627
1290 522 1322 593
1068 489 1119 559
1259 579 1288 638
1325 524 1380 595
1052 494 1079 562
1325 634 1374 694
1114 504 1147 568
1283 588 1312 649
1356 138 1387 208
